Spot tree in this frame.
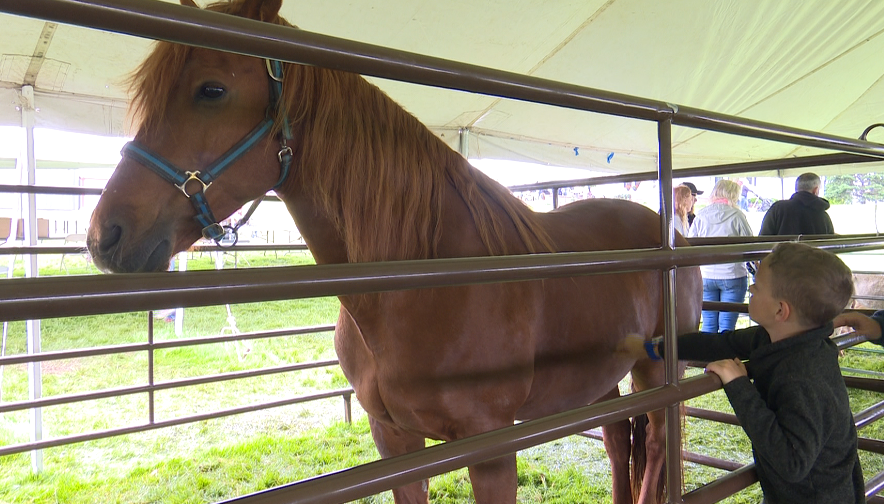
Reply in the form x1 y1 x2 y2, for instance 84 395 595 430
824 173 884 204
826 175 855 204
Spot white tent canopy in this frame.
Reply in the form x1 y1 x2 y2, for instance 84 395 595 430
1 0 884 177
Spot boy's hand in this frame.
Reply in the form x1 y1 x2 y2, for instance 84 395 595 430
616 333 651 360
705 358 747 384
833 312 883 341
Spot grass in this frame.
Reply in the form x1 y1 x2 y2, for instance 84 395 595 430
1 252 883 503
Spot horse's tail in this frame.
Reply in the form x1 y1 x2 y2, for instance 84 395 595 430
629 413 663 503
629 390 684 503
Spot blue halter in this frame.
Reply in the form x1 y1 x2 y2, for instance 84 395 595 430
121 59 293 244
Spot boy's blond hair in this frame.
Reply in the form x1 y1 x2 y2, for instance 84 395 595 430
765 242 853 327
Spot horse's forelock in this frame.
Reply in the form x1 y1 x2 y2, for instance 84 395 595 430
127 41 192 135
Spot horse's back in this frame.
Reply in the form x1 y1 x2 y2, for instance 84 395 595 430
541 198 668 251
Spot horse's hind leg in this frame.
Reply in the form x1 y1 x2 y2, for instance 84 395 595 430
600 387 633 504
368 416 429 504
630 360 672 504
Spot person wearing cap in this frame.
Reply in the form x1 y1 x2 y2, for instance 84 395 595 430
759 173 834 236
681 182 704 226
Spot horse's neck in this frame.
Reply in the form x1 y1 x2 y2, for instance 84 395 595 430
281 190 349 265
280 69 542 262
280 171 495 264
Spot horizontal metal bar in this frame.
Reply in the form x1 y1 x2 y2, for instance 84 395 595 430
682 464 758 504
685 407 739 426
855 399 884 431
0 387 354 457
0 359 341 414
0 245 87 254
155 359 341 392
859 437 884 456
0 324 335 366
687 233 884 245
844 376 884 394
2 0 884 158
219 375 720 504
3 237 883 322
0 242 307 256
508 152 884 192
0 183 284 203
0 383 151 414
0 184 103 196
868 469 884 500
579 428 744 471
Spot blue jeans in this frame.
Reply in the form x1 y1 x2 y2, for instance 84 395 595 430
701 276 748 333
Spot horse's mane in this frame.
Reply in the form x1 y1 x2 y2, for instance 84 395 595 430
128 0 554 263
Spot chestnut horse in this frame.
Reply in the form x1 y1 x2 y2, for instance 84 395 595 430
86 0 702 502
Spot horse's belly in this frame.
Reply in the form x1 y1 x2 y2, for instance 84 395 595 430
515 354 635 420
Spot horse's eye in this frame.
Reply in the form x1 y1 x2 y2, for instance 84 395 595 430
199 84 226 100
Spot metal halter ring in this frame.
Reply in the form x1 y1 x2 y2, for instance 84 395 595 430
216 225 240 248
266 59 284 82
175 171 212 198
278 145 293 163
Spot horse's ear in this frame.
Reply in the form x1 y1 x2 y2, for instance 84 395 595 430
179 0 198 7
241 0 283 22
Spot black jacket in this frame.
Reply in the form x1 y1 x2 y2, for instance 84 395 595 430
759 191 834 236
666 324 864 503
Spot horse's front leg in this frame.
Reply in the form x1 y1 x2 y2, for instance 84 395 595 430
600 387 634 504
468 453 518 504
368 416 429 504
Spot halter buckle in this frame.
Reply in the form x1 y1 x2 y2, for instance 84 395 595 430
175 171 212 198
201 222 226 241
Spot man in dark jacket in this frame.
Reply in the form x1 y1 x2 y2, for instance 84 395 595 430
759 172 834 235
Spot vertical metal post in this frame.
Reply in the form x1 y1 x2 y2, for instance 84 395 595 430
343 393 352 424
458 128 470 158
658 118 683 503
21 85 43 473
148 312 155 424
175 252 186 336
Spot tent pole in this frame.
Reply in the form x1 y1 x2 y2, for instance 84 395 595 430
21 85 44 474
458 127 470 158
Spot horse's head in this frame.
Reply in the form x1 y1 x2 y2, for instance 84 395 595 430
88 0 291 272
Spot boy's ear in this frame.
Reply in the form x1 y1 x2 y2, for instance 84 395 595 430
775 300 792 323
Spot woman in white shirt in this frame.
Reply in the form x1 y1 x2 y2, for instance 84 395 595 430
688 179 753 333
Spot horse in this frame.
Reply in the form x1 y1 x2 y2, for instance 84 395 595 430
851 273 884 311
86 1 702 502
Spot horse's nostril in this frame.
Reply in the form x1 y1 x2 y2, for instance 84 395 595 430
98 224 123 254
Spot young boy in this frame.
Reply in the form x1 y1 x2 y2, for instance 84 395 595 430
621 242 864 503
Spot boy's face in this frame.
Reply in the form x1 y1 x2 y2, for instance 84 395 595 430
747 257 779 327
